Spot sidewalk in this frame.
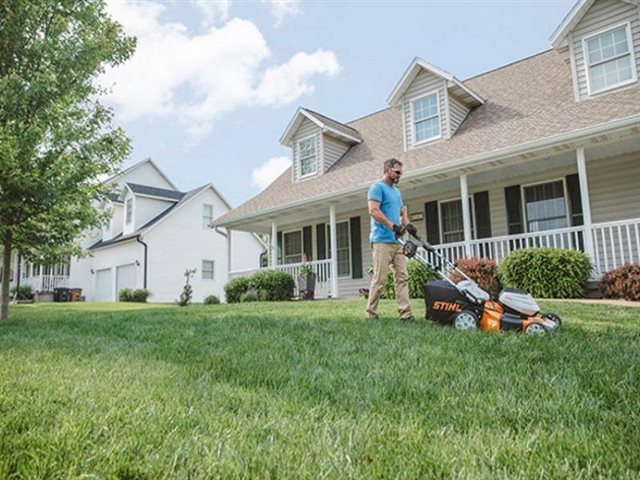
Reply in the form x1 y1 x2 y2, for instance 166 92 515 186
546 298 640 308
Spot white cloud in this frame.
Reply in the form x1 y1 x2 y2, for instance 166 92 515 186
251 156 291 190
102 1 340 142
267 0 301 27
193 0 231 27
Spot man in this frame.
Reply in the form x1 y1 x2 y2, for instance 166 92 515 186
366 158 417 322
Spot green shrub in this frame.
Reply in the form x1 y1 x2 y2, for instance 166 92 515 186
203 294 220 305
382 259 440 299
119 288 149 302
500 247 591 298
10 285 33 300
224 276 251 303
248 270 294 301
119 288 133 302
451 257 502 297
600 264 640 301
240 290 259 302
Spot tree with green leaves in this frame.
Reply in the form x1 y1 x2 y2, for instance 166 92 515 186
0 0 136 321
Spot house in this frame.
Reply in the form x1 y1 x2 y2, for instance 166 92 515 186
214 0 640 298
7 158 264 303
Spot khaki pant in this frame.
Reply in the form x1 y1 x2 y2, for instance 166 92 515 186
366 242 412 319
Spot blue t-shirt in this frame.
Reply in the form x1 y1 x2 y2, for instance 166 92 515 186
368 180 404 243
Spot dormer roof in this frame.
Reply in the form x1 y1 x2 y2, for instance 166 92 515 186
387 57 484 108
119 183 185 202
550 0 639 49
280 107 363 146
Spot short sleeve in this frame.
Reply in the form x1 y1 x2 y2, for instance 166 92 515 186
368 182 383 202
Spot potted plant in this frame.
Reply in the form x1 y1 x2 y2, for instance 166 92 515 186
297 257 316 300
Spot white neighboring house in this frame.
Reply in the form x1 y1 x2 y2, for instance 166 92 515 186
68 159 265 302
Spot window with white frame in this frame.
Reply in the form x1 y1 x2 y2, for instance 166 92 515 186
202 260 214 279
440 198 474 244
297 136 317 177
523 180 568 232
202 204 214 228
585 24 636 94
125 198 133 224
283 230 303 264
412 93 440 144
325 221 351 277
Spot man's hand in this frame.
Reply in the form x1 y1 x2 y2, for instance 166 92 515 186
392 224 405 236
405 223 417 236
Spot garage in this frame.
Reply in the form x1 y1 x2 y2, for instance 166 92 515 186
116 263 136 297
95 268 113 302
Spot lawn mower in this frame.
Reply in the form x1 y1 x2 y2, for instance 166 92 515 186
398 233 562 334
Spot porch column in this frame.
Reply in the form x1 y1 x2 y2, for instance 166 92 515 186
270 221 277 267
329 204 339 298
459 174 472 256
576 147 595 260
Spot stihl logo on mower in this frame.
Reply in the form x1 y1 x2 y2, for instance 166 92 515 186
432 301 462 312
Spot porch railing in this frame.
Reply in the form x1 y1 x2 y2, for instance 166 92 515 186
591 218 640 274
21 275 70 292
229 259 333 298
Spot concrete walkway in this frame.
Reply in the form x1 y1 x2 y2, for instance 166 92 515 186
546 298 640 308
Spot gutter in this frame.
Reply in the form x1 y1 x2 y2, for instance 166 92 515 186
217 113 640 227
136 236 148 289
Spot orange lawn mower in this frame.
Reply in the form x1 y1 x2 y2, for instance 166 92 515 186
398 233 562 334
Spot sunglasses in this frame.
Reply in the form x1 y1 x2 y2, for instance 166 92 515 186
392 169 402 175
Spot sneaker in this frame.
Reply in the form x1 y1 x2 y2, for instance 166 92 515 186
401 315 417 323
366 313 379 320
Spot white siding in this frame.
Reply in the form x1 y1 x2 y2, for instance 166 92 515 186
571 0 640 99
291 118 321 183
587 152 640 223
134 196 174 231
113 162 174 190
402 70 446 150
323 134 350 172
449 93 471 136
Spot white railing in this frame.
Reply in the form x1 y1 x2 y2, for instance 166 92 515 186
428 219 640 276
591 218 640 274
21 275 70 292
229 259 334 299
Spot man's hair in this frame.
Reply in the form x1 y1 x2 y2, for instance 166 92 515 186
383 158 403 171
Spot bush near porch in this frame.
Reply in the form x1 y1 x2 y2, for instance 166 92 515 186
1 300 639 478
601 264 640 301
224 270 295 303
499 248 592 298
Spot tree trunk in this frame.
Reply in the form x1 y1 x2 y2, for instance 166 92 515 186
1 233 12 322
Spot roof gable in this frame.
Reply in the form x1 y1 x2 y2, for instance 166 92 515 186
280 107 362 146
387 57 484 108
550 0 639 49
105 158 178 191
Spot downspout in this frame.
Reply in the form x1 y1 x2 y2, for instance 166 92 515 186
136 236 148 289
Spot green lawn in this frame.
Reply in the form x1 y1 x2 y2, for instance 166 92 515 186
1 299 639 479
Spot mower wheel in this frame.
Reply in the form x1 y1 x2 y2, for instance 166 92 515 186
525 322 547 335
453 310 478 331
542 312 562 328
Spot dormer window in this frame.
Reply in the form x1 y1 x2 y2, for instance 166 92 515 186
298 136 317 177
584 23 636 95
412 92 441 144
125 198 133 224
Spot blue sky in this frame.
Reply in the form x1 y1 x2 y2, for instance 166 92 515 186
103 0 576 207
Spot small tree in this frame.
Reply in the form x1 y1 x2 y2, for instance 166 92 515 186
0 0 136 321
177 268 197 307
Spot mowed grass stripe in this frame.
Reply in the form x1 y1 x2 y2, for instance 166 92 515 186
0 299 639 479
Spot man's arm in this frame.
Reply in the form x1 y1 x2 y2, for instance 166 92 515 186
400 206 409 227
368 200 395 230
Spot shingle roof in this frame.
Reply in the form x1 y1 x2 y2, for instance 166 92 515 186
217 50 640 225
90 185 209 250
126 183 185 201
302 108 363 141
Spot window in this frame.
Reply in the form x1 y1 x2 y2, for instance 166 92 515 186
125 198 133 224
283 230 303 264
297 136 317 177
523 180 568 232
325 221 351 277
202 204 214 228
440 198 475 244
412 92 441 144
584 24 636 94
202 260 214 280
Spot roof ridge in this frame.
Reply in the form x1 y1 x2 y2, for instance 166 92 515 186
302 108 360 132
